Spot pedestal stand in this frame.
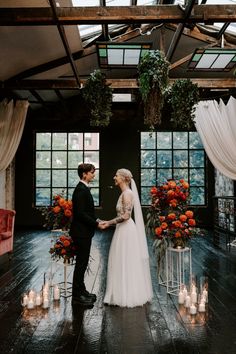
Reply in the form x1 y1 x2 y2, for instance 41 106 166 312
58 260 73 298
159 247 192 296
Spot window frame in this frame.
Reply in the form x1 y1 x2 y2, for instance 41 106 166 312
140 131 207 206
34 132 100 207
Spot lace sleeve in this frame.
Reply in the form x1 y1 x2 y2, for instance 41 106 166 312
108 191 133 225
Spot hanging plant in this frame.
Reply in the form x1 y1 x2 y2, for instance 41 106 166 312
82 69 113 127
167 79 199 130
138 50 170 129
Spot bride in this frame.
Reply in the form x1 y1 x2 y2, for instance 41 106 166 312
100 168 153 308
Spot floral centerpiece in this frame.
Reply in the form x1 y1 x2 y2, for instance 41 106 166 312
40 193 73 231
146 179 198 269
49 234 76 263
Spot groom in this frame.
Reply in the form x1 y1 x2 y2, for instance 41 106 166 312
70 163 102 306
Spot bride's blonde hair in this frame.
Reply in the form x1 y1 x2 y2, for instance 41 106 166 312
117 168 133 184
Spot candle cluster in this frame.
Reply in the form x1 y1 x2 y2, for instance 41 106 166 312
21 283 60 310
178 278 208 316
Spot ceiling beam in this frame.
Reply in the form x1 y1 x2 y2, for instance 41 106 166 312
49 0 80 86
0 6 236 25
2 78 236 90
166 0 196 61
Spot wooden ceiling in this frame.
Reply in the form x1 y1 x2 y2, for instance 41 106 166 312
0 0 236 109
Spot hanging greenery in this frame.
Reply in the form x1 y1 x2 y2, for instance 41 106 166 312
138 50 170 129
167 79 200 130
82 69 113 127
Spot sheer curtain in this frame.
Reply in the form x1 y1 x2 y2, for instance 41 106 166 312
194 96 236 180
0 99 29 172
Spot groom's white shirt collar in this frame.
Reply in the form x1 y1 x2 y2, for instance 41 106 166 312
80 179 89 187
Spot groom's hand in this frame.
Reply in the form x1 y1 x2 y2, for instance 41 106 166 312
98 221 109 229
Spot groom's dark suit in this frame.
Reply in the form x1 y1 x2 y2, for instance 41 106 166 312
69 181 98 297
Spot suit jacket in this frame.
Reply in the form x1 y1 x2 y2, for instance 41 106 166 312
69 181 98 242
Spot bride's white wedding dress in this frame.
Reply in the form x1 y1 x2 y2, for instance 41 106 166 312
104 188 153 308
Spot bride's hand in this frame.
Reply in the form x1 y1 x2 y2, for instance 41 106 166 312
98 221 109 229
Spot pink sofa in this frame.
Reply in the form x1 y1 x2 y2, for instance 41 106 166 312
0 209 16 257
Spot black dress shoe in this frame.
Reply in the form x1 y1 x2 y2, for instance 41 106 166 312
82 290 97 302
72 294 94 306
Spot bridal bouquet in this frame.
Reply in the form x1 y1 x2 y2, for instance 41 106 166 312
40 193 73 230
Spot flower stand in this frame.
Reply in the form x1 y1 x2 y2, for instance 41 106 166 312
57 259 73 298
159 246 192 296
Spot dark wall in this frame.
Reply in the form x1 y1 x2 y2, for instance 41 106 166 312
15 98 214 229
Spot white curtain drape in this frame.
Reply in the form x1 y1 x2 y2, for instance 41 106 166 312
0 99 29 172
194 96 236 180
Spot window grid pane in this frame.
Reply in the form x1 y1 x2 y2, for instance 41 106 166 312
35 132 100 206
140 131 206 206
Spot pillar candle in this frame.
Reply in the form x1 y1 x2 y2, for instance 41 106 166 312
191 290 197 304
22 294 28 307
182 286 188 299
27 299 35 309
53 285 60 301
189 304 197 315
184 295 191 308
42 297 49 309
178 291 185 304
198 301 206 312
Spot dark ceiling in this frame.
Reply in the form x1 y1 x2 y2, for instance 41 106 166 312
0 0 236 111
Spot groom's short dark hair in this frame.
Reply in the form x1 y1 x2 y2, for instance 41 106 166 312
78 163 95 179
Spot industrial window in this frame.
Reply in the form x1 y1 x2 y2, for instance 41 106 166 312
140 131 206 206
35 132 100 206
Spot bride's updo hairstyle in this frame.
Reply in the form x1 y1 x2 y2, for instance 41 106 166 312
117 168 133 184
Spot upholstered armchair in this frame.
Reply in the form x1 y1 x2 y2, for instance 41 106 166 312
0 209 16 257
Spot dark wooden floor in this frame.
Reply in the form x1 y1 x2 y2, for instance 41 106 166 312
0 229 236 354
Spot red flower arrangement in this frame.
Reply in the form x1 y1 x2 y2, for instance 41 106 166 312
40 193 73 230
147 179 196 249
49 234 77 263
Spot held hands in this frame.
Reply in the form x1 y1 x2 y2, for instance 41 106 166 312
98 220 110 230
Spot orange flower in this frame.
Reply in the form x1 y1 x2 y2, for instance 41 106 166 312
167 190 175 198
64 209 72 217
155 227 162 236
169 199 177 207
163 184 169 190
159 216 165 222
161 222 168 230
175 231 182 238
188 218 196 226
167 213 176 220
59 198 66 207
168 180 176 189
182 182 189 189
53 206 61 214
63 240 71 247
173 220 182 228
185 210 194 218
179 214 187 222
61 249 66 254
179 179 185 184
150 187 158 194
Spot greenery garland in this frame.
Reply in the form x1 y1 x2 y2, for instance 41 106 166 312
82 69 113 127
138 50 170 129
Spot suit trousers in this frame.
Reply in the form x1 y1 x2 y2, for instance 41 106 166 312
72 237 92 297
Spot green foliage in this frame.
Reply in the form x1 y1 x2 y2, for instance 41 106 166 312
167 79 200 130
82 69 113 127
138 50 170 128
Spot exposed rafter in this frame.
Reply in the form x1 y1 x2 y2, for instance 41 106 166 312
166 0 196 61
0 6 236 26
2 78 236 90
49 0 80 86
